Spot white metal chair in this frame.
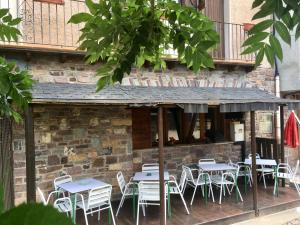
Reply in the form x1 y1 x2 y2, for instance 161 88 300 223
183 165 215 205
169 170 190 214
142 163 159 172
76 185 116 225
290 160 300 195
116 171 137 216
237 162 253 187
273 162 299 195
37 187 72 216
54 175 72 191
199 159 216 165
137 181 167 225
212 170 243 204
249 153 273 188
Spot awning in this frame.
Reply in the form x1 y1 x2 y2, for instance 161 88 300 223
31 83 300 113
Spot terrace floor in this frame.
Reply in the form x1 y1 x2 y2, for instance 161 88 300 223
76 182 300 225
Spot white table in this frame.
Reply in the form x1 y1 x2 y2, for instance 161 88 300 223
57 178 109 223
244 158 277 166
133 171 170 182
198 163 236 172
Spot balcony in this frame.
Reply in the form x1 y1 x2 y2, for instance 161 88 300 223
0 0 255 65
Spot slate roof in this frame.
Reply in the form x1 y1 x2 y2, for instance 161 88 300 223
31 83 300 112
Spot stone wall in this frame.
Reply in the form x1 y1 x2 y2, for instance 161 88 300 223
13 105 133 203
133 143 242 175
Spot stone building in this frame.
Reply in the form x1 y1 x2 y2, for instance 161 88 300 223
1 0 291 208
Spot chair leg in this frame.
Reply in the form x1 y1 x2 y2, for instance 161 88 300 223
116 194 125 216
83 210 89 225
209 184 215 202
219 184 223 204
164 196 167 225
226 184 231 195
98 208 100 221
179 192 190 214
236 185 243 202
262 173 267 188
273 179 277 195
223 185 226 196
190 185 197 205
136 201 140 225
142 203 146 217
110 203 116 225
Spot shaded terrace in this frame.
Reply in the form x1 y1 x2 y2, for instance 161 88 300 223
23 83 300 224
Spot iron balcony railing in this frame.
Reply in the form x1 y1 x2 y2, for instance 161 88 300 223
0 0 255 63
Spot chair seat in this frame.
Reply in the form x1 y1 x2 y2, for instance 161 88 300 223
55 200 72 213
277 172 293 179
76 199 108 210
238 171 250 177
125 187 138 195
169 186 180 194
212 176 235 185
256 168 274 173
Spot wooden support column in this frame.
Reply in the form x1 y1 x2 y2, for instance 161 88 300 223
158 106 165 225
280 105 285 187
250 111 259 216
25 105 36 202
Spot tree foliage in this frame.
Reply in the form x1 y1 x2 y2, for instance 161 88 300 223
69 0 219 90
0 9 33 122
243 0 300 67
0 203 74 225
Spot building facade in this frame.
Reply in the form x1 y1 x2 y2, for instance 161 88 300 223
0 0 279 205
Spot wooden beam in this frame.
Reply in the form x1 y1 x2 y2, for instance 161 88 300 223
280 105 285 187
158 106 165 225
250 111 259 216
25 105 36 202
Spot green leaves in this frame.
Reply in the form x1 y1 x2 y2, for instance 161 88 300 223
274 20 291 45
0 9 22 42
248 20 273 35
0 57 33 123
70 0 218 91
269 35 283 61
246 0 300 67
242 32 269 47
0 203 74 225
68 13 92 24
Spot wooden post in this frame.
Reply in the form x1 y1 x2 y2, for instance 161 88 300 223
250 111 259 216
280 105 285 187
158 106 165 225
25 105 36 202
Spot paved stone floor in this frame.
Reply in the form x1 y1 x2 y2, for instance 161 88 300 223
233 207 300 225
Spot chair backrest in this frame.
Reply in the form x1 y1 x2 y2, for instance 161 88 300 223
178 170 187 191
222 172 236 183
138 181 160 202
292 160 300 180
117 171 126 194
87 185 112 209
37 187 47 205
277 163 293 179
248 153 260 159
142 163 159 172
199 159 216 165
182 165 194 184
54 175 72 190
